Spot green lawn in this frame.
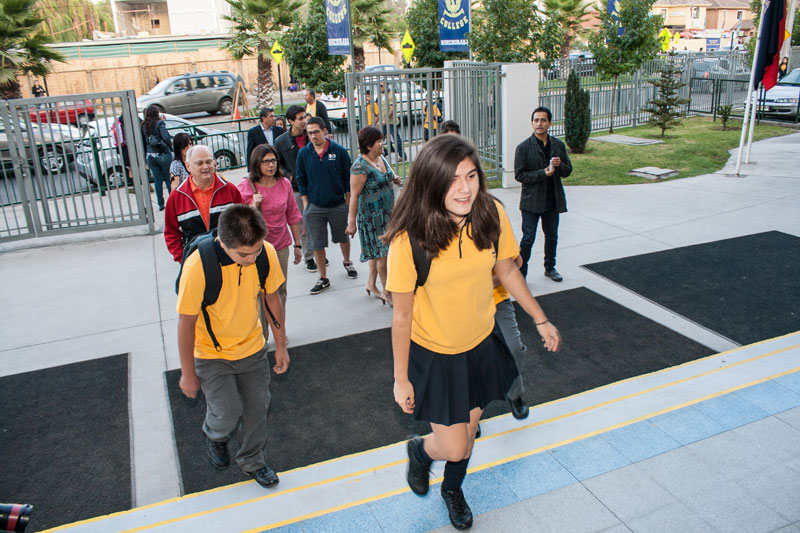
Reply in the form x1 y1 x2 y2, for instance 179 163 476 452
566 117 794 186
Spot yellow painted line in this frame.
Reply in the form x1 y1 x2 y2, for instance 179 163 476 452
42 333 800 532
250 364 800 532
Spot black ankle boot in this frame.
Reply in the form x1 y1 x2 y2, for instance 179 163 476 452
406 437 431 495
441 487 473 529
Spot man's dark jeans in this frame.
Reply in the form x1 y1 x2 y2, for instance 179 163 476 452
519 211 559 278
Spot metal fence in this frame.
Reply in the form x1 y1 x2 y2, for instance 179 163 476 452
0 90 154 243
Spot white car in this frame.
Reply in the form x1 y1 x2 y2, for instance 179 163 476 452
762 68 800 118
76 114 246 186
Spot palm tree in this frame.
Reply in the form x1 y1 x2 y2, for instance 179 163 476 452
222 0 301 109
351 0 394 72
0 0 64 100
544 0 593 78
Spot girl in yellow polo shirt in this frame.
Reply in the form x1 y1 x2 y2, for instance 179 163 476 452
384 134 561 530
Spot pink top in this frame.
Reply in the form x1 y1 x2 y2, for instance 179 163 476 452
237 177 303 251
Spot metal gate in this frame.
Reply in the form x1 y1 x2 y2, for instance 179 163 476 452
343 64 502 185
0 90 153 243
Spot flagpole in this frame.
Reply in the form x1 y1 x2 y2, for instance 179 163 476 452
745 86 759 162
735 0 769 175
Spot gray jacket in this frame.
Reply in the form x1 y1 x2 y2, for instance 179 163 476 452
514 134 571 214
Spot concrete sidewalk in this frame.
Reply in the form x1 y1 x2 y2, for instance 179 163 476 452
1 131 798 532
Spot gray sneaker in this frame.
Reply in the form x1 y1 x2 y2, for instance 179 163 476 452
343 261 358 279
310 277 330 295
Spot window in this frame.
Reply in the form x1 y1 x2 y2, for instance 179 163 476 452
736 10 743 20
151 19 160 28
692 6 700 18
660 8 667 18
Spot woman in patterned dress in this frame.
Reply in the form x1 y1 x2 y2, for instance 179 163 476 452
346 126 401 306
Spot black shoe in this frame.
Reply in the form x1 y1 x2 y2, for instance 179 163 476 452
305 258 317 272
249 466 279 488
544 268 563 282
475 423 481 439
509 396 530 420
343 261 358 279
441 487 473 530
207 437 229 469
406 436 431 495
310 277 330 295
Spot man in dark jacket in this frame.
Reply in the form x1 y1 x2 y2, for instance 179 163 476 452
246 107 285 165
514 106 572 281
304 89 332 133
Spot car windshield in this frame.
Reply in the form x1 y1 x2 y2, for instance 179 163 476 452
147 78 174 95
778 70 800 86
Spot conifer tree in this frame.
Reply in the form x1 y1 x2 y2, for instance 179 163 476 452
564 69 591 153
642 52 689 137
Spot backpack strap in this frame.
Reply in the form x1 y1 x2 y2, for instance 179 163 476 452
196 235 223 352
255 245 280 330
409 233 431 291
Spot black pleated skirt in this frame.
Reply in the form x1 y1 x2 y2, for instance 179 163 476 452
408 322 519 426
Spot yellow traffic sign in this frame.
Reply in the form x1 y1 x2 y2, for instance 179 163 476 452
271 41 284 64
672 31 680 47
401 30 415 64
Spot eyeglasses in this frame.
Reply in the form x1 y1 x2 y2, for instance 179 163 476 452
261 159 278 165
307 129 324 136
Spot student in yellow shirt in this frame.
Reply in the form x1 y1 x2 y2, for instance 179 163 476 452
384 134 561 529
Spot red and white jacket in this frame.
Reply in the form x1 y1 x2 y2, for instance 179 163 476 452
163 174 243 262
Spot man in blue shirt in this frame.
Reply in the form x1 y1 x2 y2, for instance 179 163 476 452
295 117 358 295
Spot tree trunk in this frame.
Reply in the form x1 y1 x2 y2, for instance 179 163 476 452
0 79 22 100
354 47 366 72
559 38 572 80
257 51 275 109
609 75 617 133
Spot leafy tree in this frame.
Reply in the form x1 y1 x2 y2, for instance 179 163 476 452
37 0 113 42
470 0 561 67
641 52 689 137
283 0 346 96
564 69 591 152
222 0 301 109
0 0 64 99
404 0 467 68
351 0 394 72
588 0 662 132
544 0 593 78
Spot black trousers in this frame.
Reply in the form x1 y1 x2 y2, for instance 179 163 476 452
519 210 559 278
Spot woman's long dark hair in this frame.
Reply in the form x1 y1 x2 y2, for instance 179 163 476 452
382 134 499 256
142 104 160 135
248 144 283 184
172 132 192 164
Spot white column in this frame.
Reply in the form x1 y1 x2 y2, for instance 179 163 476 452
500 63 539 188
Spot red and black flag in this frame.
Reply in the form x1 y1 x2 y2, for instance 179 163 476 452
753 0 787 90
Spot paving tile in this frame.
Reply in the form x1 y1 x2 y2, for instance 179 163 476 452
369 489 451 532
693 393 770 431
636 446 725 497
685 426 787 479
283 503 383 533
265 523 304 533
490 451 577 501
582 464 677 522
461 467 521 516
734 380 800 415
601 420 681 463
625 501 715 533
429 498 537 533
731 415 800 463
512 483 622 532
549 435 631 481
776 406 800 431
772 522 800 532
681 481 790 533
774 371 800 395
649 405 726 445
786 456 800 475
600 524 633 533
736 464 800 522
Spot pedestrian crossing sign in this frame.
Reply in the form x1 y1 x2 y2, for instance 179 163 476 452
271 41 284 64
401 30 415 64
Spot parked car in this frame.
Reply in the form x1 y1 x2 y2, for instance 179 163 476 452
762 68 800 118
29 99 95 128
0 120 78 175
136 71 243 116
76 113 245 186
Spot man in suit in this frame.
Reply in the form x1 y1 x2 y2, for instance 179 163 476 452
246 108 285 166
304 89 332 133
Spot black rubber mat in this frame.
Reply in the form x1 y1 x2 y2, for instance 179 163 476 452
582 231 800 345
0 354 131 532
167 287 713 494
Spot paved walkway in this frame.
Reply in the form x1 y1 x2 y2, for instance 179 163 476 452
1 132 799 532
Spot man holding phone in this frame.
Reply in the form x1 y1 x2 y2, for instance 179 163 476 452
514 106 572 281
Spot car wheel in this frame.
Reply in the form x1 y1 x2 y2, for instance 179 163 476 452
39 148 66 174
77 113 94 128
102 166 128 188
215 150 236 170
218 97 233 115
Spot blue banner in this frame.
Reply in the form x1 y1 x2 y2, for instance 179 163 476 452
705 37 721 51
608 0 624 36
439 0 469 52
326 0 350 56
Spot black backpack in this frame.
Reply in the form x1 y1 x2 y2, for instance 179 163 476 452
175 233 279 352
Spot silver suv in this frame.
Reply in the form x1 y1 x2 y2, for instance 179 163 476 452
136 71 242 116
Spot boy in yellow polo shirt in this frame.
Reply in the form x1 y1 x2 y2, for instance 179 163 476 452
176 204 289 488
